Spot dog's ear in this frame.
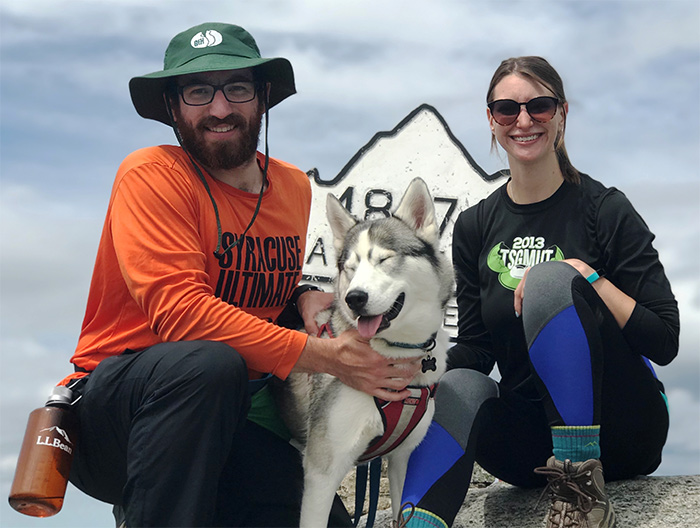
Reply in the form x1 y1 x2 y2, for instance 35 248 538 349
394 178 439 244
326 193 357 253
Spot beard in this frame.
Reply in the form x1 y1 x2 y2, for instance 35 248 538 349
175 105 263 171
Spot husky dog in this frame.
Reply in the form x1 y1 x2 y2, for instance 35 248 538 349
276 177 453 527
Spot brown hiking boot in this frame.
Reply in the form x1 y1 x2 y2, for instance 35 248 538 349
534 456 616 528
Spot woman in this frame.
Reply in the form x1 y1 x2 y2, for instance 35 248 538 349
396 57 679 528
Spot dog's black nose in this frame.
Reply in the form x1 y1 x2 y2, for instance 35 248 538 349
345 290 368 312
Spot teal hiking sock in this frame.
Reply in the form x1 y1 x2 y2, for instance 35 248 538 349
551 425 601 462
400 506 448 528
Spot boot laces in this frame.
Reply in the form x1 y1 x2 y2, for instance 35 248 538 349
535 461 595 516
392 502 416 528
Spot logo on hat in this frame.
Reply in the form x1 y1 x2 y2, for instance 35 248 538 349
191 30 223 49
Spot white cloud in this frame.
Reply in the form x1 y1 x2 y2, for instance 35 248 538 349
667 277 700 373
0 1 698 525
664 387 700 475
0 185 100 338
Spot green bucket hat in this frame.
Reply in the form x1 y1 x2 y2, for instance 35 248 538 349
129 22 296 125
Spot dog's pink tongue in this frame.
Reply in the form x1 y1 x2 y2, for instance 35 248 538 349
357 315 383 339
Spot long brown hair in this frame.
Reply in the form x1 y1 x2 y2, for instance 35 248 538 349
487 56 580 184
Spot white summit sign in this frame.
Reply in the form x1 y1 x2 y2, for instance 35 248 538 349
302 104 506 335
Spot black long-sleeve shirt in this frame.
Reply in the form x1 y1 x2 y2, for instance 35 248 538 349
448 173 679 393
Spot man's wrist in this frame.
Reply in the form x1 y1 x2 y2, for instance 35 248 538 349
289 283 323 309
295 334 331 375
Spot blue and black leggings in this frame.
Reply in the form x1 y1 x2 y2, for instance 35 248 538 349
400 261 668 526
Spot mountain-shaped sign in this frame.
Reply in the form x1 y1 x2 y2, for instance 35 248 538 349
302 104 506 335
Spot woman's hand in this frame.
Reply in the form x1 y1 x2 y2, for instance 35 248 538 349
514 259 595 316
513 266 530 318
514 259 634 328
560 258 595 278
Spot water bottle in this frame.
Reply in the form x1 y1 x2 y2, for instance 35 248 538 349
8 385 78 517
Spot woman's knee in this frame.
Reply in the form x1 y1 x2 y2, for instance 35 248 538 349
438 369 499 406
524 261 579 301
433 369 499 440
522 261 582 343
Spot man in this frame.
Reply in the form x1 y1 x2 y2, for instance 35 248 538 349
61 23 420 527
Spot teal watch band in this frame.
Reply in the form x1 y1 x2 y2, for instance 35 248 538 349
586 271 601 284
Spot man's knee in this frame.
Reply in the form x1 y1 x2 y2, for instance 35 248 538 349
140 340 249 400
162 341 248 390
180 340 248 385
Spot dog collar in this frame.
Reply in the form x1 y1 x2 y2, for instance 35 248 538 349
379 334 438 373
319 325 438 373
379 333 437 352
319 325 436 352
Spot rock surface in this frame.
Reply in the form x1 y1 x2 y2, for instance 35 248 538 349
351 471 700 528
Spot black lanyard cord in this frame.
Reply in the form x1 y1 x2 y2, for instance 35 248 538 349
164 94 270 260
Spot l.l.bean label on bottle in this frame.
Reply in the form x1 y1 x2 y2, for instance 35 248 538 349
36 426 73 454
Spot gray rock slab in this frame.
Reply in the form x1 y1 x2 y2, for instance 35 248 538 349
360 475 700 528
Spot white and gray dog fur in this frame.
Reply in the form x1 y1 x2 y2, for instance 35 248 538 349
274 177 454 527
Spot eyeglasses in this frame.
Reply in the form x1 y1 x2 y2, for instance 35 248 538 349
177 81 258 106
487 96 560 126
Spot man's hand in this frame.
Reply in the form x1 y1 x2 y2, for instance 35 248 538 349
296 290 334 335
294 329 423 401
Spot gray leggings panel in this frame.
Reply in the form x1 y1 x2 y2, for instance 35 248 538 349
433 368 499 450
522 261 580 349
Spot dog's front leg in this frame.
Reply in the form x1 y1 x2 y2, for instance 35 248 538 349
300 382 382 527
386 449 412 518
300 454 354 528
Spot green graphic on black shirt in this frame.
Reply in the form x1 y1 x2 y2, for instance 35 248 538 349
487 238 564 290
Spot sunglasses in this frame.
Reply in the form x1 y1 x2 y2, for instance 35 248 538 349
488 96 560 126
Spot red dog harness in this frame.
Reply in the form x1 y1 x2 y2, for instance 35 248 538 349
358 384 437 463
317 323 438 464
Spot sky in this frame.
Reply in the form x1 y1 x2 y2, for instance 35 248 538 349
0 0 698 526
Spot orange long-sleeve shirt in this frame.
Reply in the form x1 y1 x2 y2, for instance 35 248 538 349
64 145 310 384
